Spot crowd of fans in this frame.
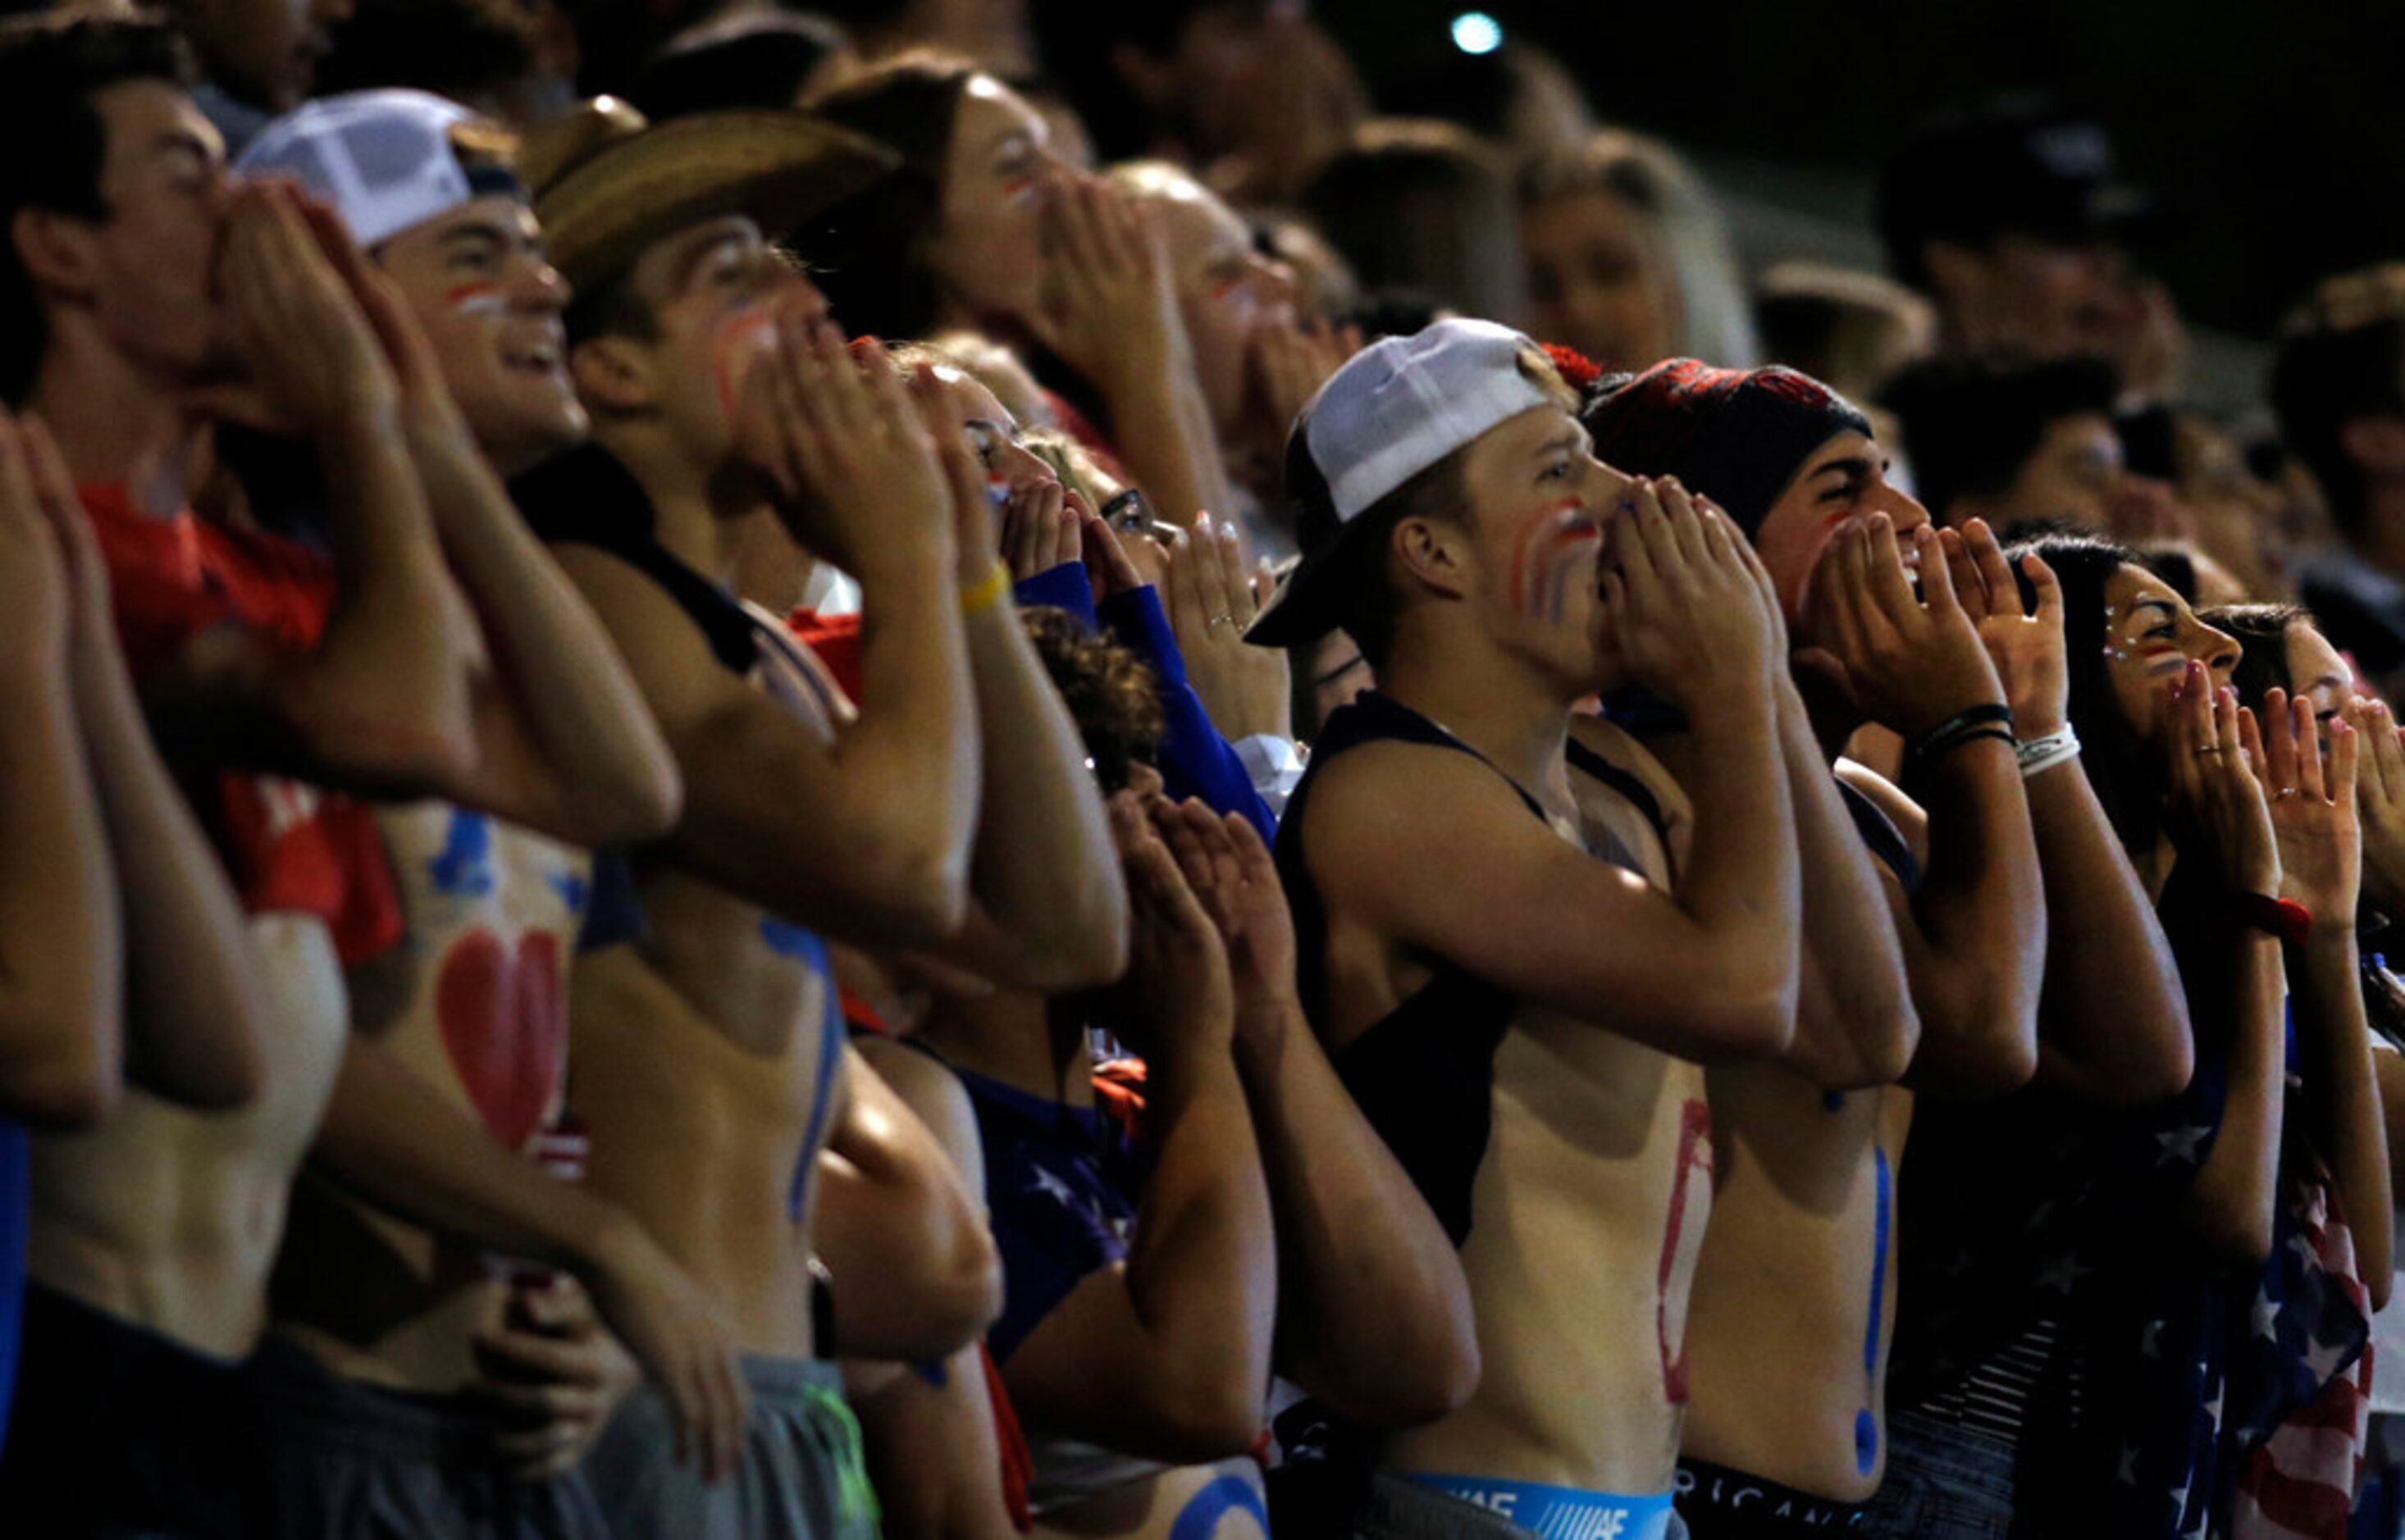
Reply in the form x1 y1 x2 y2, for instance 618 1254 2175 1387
4 2 2405 1538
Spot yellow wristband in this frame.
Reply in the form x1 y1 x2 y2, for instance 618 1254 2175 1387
960 563 1011 617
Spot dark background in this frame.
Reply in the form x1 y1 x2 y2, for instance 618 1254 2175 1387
1318 0 2405 339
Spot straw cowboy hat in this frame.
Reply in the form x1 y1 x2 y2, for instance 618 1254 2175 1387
526 95 897 295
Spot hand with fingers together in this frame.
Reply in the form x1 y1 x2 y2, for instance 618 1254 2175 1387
1079 503 1157 601
1599 476 1778 711
1102 790 1234 1061
2347 697 2405 915
582 1218 752 1483
1000 476 1085 581
1938 518 2069 738
2160 659 2280 899
1800 513 2005 740
1151 795 1298 1026
1252 316 1362 439
1032 177 1187 390
739 319 960 582
194 183 404 434
468 1274 642 1479
2257 686 2361 924
1166 513 1289 741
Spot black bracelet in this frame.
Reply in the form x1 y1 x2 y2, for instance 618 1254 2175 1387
1917 724 2019 764
1909 702 2015 762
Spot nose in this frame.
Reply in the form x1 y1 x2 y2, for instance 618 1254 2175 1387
2197 622 2241 679
515 253 570 314
993 437 1056 490
1870 481 1932 535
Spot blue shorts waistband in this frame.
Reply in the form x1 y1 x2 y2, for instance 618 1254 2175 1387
1409 1473 1675 1540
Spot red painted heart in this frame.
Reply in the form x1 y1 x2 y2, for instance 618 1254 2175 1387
434 929 566 1154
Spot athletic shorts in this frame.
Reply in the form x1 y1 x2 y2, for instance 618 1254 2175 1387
585 1354 879 1540
0 1283 270 1538
1409 1473 1686 1540
248 1328 608 1539
1673 1456 1868 1536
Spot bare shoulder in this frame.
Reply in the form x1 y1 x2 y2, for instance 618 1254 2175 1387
1834 757 1930 863
548 544 752 734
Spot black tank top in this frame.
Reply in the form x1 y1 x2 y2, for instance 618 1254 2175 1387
1276 693 1669 1247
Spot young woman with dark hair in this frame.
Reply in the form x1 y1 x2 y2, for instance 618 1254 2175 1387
804 54 1233 535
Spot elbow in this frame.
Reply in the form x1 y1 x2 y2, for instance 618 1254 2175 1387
2371 1265 2394 1314
1006 876 1132 994
0 1039 119 1130
1687 986 1799 1065
1147 1377 1269 1463
930 1227 1006 1352
570 755 684 849
861 834 974 946
2199 1212 2275 1275
1312 1332 1481 1429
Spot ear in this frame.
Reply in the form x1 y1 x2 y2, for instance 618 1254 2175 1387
1390 512 1470 601
568 335 651 418
11 207 99 303
1109 39 1178 112
2341 416 2405 477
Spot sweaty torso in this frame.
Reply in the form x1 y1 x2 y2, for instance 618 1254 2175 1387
572 608 847 1357
31 911 350 1362
1321 716 1713 1497
1647 730 1919 1501
275 807 590 1392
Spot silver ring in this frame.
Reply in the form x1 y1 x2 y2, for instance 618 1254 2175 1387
2194 745 2224 757
2275 786 2301 801
1207 613 1236 630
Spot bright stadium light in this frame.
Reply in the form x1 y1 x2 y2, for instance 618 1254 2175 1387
1450 11 1504 54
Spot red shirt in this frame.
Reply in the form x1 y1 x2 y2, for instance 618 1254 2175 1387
79 485 401 965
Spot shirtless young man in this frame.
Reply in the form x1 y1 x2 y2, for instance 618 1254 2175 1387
1244 318 1806 1540
524 103 1125 1537
0 21 745 1533
1581 359 2190 1537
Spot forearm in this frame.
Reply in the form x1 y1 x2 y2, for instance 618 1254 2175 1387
1673 693 1803 1015
75 643 266 1109
957 596 1127 986
1096 362 1233 529
291 412 476 777
311 1037 637 1278
1125 1036 1277 1410
1901 742 2044 1093
2024 759 2193 1101
830 554 982 904
0 666 120 1126
2180 927 2285 1269
2293 930 2394 1298
1234 998 1475 1425
410 429 679 841
1782 692 1917 1088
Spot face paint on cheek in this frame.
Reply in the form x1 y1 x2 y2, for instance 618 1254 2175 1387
710 305 778 421
1508 499 1603 625
445 282 508 319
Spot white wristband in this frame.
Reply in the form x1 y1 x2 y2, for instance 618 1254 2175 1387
2015 725 2081 779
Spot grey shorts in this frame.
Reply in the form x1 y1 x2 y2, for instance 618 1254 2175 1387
584 1355 879 1540
249 1332 609 1540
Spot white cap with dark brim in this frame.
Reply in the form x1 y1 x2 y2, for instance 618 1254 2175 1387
1246 317 1553 649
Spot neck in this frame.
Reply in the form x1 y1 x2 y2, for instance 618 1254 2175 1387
27 339 198 513
2350 477 2405 578
1380 624 1573 799
596 426 742 584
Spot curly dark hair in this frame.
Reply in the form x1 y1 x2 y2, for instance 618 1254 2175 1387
1020 606 1163 792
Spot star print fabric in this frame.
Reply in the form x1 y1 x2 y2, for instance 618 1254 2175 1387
952 1064 1143 1365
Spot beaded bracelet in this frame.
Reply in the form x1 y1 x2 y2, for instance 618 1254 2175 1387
1908 702 2015 764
